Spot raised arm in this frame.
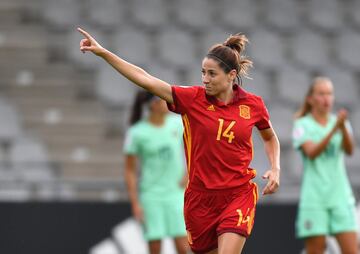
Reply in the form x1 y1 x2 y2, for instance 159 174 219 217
301 110 347 160
78 27 174 103
259 126 280 195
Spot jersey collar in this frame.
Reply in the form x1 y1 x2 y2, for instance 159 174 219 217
206 84 247 107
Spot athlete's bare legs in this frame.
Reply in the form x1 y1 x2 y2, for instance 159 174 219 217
218 232 246 254
305 236 326 254
174 236 189 254
149 240 161 254
335 231 358 254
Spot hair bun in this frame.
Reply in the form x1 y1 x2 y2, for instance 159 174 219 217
223 33 249 54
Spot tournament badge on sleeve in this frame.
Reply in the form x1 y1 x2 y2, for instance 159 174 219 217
239 105 251 119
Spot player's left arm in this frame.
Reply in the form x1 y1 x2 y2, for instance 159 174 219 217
259 125 280 195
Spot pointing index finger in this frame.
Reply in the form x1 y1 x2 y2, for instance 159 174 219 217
77 27 91 39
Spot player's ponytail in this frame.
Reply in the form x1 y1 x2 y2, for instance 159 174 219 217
207 33 253 83
129 91 154 125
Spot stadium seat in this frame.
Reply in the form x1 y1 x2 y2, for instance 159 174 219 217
86 0 125 30
291 29 331 69
268 105 295 146
248 29 286 70
0 98 22 144
307 0 343 32
157 28 197 68
175 0 214 30
276 66 311 106
345 147 360 186
348 0 360 28
0 167 17 183
130 0 168 29
315 66 358 108
244 69 272 102
0 184 31 201
264 0 301 32
249 131 270 176
0 25 48 65
199 27 233 57
113 28 152 66
96 63 137 107
0 146 4 162
10 136 49 166
219 0 258 30
184 64 202 86
336 30 360 70
14 164 55 184
350 109 360 142
43 0 81 30
146 63 182 85
282 149 303 183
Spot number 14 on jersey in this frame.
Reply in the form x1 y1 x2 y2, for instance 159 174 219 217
216 118 236 143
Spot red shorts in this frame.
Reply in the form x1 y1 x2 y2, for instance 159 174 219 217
184 182 258 254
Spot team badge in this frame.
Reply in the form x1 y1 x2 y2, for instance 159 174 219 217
207 105 215 111
305 220 312 230
239 105 251 119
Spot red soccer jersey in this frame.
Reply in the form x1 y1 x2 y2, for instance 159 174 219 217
167 84 271 190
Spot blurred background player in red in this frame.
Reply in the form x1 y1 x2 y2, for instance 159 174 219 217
124 90 189 254
78 28 280 254
293 77 358 254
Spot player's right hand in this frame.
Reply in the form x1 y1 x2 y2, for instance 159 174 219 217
77 27 105 56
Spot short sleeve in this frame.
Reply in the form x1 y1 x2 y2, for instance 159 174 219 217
292 120 309 150
255 98 271 130
167 85 199 114
123 128 139 155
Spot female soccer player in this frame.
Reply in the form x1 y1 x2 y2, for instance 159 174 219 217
124 91 188 254
293 77 358 254
78 27 280 254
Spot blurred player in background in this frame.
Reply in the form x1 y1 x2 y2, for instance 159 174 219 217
78 27 280 254
123 90 188 254
293 77 358 254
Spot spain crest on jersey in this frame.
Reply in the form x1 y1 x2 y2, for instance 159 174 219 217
239 105 251 119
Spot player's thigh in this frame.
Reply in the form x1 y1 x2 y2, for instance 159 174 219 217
335 231 358 254
218 232 246 254
184 188 219 253
330 204 358 235
141 200 166 240
217 182 258 238
296 208 329 238
305 235 326 254
164 198 186 238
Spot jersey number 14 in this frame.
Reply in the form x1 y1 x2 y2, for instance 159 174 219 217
216 118 236 143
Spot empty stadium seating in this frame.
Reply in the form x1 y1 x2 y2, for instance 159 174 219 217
0 0 359 202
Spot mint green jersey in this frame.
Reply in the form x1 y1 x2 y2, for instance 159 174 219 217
124 114 185 201
292 114 355 209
